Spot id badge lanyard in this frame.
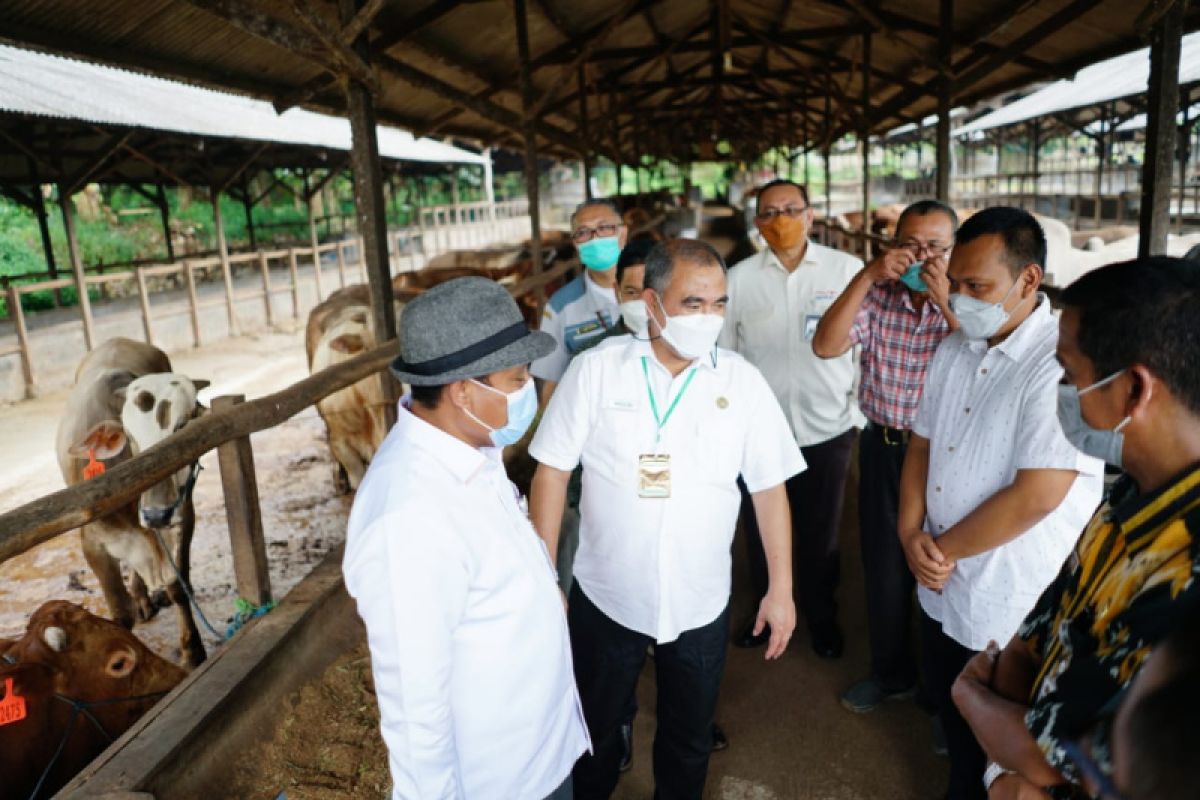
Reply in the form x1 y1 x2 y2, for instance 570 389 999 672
641 356 697 453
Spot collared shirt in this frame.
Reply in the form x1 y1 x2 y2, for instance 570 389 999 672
531 272 619 383
530 336 805 643
719 242 866 447
343 399 589 800
914 297 1104 651
1018 464 1200 796
849 281 952 430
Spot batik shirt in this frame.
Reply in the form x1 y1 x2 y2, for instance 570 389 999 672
1018 463 1200 796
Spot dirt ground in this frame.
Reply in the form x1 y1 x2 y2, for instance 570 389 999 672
0 323 948 800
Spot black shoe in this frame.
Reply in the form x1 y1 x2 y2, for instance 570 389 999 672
810 621 844 659
734 618 770 649
618 721 633 772
710 723 729 752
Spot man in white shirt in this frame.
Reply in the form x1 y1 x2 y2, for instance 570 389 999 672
343 277 589 800
898 207 1103 799
529 239 804 800
719 179 865 658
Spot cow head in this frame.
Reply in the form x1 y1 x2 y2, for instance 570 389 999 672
10 600 186 693
70 373 209 530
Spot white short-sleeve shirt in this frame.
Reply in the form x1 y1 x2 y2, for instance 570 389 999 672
913 297 1104 651
343 399 589 799
719 242 867 447
531 272 620 383
530 336 806 643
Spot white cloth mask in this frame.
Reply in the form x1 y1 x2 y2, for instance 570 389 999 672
619 299 649 335
653 294 724 359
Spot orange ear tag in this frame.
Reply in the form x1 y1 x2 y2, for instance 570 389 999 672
83 448 106 481
0 677 27 726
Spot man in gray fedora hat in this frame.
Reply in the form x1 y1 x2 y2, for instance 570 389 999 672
343 276 589 800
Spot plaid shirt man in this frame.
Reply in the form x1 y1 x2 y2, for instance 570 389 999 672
848 281 951 430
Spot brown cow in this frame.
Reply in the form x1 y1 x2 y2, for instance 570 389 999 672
0 601 186 800
55 338 209 667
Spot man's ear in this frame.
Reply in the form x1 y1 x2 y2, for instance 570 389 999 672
69 420 128 459
445 378 472 410
1022 263 1043 295
1127 365 1156 418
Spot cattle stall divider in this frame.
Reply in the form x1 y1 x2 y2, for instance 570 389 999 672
0 257 574 799
0 200 533 400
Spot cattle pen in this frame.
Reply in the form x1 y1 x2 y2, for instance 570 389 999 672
0 259 573 799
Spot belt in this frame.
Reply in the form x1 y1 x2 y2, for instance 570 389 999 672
867 421 911 446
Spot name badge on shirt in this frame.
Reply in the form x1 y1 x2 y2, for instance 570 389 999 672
803 314 822 341
638 453 671 498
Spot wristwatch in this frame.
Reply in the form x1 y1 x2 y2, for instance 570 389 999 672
983 762 1015 790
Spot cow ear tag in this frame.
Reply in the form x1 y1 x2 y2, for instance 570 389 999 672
83 448 106 480
0 677 27 725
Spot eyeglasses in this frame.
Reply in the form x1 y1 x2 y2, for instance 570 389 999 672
896 239 951 258
572 222 623 244
755 205 809 222
1060 739 1128 800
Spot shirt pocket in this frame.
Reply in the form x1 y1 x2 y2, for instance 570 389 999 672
586 394 643 486
685 404 743 487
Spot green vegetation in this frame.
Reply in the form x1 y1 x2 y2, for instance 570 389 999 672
0 168 490 319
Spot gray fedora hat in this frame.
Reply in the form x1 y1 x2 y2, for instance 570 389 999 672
390 276 554 386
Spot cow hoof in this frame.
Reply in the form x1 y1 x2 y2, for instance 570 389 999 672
135 597 160 623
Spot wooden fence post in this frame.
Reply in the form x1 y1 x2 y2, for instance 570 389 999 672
211 187 239 337
184 261 202 347
213 394 271 608
258 252 273 327
335 242 348 286
135 266 155 346
6 284 35 396
287 248 301 319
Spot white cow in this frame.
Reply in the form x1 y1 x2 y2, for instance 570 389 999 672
55 338 209 667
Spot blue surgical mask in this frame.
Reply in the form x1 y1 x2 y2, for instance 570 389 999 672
1056 369 1134 467
899 261 928 292
464 378 537 447
948 278 1022 340
578 236 621 271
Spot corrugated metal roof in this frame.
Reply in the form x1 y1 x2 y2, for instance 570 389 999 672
0 44 487 166
954 32 1200 136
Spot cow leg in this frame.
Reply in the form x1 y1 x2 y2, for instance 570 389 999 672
167 502 206 668
330 437 366 492
127 572 160 623
81 526 136 628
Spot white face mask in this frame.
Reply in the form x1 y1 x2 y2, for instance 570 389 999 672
652 293 724 359
619 299 649 335
1056 369 1138 467
949 277 1023 341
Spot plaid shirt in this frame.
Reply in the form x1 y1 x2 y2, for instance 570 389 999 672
848 282 951 430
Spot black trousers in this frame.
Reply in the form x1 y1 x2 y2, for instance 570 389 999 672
920 609 987 800
859 423 918 691
569 584 729 800
741 427 856 630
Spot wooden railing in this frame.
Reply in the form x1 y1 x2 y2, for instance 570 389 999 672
812 217 891 260
0 255 571 600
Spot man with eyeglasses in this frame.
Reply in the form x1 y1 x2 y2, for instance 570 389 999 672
533 200 627 407
720 178 864 659
813 200 959 717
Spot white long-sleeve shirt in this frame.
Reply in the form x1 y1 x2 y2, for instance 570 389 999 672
343 399 589 799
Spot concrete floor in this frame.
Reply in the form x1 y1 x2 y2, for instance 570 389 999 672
612 460 948 800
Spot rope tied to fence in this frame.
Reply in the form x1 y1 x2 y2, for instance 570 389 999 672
225 597 277 639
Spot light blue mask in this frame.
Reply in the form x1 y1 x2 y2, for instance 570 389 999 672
578 236 621 271
948 278 1022 341
465 378 538 448
1056 370 1132 467
899 261 928 292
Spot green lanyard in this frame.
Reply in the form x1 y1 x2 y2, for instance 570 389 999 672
641 356 697 447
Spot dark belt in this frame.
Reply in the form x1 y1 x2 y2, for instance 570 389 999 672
867 421 911 447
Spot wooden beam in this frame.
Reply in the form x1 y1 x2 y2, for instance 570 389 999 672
288 0 378 89
952 0 1104 95
1139 0 1184 258
338 0 388 45
216 142 270 193
526 0 645 119
516 0 545 312
936 0 953 200
179 0 332 64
